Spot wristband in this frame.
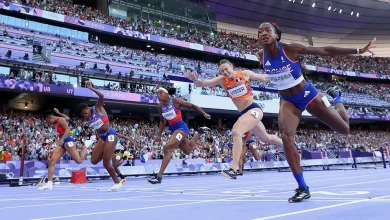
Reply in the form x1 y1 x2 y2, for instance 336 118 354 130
357 48 360 55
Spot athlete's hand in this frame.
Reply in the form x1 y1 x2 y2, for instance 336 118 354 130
185 72 198 82
360 38 376 56
204 113 211 120
85 81 93 89
53 108 59 113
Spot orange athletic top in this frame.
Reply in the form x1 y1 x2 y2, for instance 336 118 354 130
222 70 252 101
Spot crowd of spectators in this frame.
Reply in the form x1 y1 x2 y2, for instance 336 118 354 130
2 22 390 108
1 110 389 162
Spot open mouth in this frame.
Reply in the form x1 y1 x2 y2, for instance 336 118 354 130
262 37 269 42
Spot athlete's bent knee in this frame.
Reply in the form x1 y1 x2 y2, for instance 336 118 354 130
90 159 99 165
163 144 175 154
232 128 244 139
48 159 56 167
280 131 295 148
338 124 350 134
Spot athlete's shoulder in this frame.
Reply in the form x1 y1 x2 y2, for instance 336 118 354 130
172 97 184 106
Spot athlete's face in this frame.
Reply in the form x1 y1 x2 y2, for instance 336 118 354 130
157 91 168 102
81 108 91 118
46 116 55 124
219 63 234 78
258 23 277 45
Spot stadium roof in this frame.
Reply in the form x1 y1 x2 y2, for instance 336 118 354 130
205 0 390 39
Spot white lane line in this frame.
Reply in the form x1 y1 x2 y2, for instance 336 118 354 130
29 177 390 220
30 195 252 220
251 194 390 220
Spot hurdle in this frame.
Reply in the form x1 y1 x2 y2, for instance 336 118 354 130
352 147 387 169
277 150 332 172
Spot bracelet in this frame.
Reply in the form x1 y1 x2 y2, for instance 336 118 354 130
357 48 360 55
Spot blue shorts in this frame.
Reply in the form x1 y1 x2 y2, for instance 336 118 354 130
169 120 189 136
239 102 263 116
246 139 256 148
280 82 319 112
62 136 76 149
99 128 118 142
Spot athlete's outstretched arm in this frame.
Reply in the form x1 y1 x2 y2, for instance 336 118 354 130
185 72 223 87
118 134 130 140
53 108 70 121
174 98 211 119
287 38 376 56
243 70 270 82
85 81 105 109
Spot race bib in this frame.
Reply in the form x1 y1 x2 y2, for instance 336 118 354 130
116 155 121 160
107 135 115 142
227 83 247 98
176 133 183 141
67 142 74 147
267 71 296 89
90 119 104 129
162 109 177 120
250 110 259 119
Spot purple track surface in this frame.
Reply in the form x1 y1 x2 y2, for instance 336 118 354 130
1 169 389 220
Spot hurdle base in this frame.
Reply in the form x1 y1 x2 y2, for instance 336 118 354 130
9 182 31 187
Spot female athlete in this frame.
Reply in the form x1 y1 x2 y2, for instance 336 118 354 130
186 60 283 179
78 81 123 191
238 132 261 176
39 108 87 190
148 87 211 184
257 22 376 202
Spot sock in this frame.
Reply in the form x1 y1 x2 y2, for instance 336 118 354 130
293 173 307 190
47 181 53 185
333 93 342 105
119 174 125 179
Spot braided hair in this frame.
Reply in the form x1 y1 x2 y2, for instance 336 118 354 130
269 22 282 42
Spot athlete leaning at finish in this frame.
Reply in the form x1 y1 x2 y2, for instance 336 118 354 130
148 87 210 184
238 132 261 176
256 21 376 202
186 60 284 180
39 108 87 191
78 81 124 192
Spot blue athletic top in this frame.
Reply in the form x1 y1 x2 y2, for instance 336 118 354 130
161 98 183 125
88 106 109 130
263 42 304 90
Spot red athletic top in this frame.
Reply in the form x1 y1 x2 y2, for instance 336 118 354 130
56 118 65 135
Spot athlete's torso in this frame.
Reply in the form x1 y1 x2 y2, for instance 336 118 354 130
88 106 109 132
222 70 254 111
161 98 183 125
55 118 65 136
263 42 304 91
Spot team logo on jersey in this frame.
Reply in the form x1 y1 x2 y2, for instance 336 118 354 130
235 77 242 82
265 60 271 66
281 57 285 63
